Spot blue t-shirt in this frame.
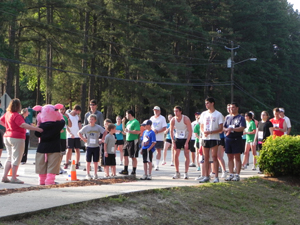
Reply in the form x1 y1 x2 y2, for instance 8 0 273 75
115 123 124 140
224 114 246 139
142 130 156 152
166 123 171 139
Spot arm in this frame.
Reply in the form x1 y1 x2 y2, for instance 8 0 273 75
254 128 259 142
20 123 43 133
282 121 287 133
78 132 87 143
104 143 108 157
287 127 291 135
154 126 167 134
147 142 156 151
170 118 176 149
184 116 192 145
66 114 72 128
128 130 141 135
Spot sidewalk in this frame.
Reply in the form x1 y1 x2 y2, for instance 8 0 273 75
0 149 262 219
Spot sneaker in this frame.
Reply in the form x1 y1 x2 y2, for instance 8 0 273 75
241 165 247 170
68 160 71 165
75 164 79 169
21 162 26 165
131 171 136 175
85 174 92 180
170 162 174 166
162 161 166 165
225 174 234 181
232 174 240 181
189 163 196 167
213 177 219 183
195 176 204 181
197 166 201 171
119 170 128 175
257 171 263 174
247 163 249 166
98 166 102 172
63 164 68 169
210 172 215 178
104 174 110 178
0 162 3 169
147 175 152 180
155 166 159 171
140 174 147 180
199 176 210 183
93 174 98 180
120 163 123 166
221 171 228 179
252 167 257 171
183 173 189 179
172 172 180 179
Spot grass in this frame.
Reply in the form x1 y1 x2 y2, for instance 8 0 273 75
1 177 300 225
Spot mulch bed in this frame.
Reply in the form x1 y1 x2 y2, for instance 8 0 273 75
0 177 136 196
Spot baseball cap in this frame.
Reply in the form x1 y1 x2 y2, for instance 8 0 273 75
141 120 152 126
279 108 285 113
153 106 160 110
195 112 201 115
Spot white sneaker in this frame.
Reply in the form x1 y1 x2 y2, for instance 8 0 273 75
221 171 228 178
93 174 98 180
210 172 215 178
172 172 180 179
232 174 240 181
189 163 196 167
147 175 152 180
140 174 147 180
252 167 257 170
85 174 92 180
155 166 159 171
199 176 210 183
242 165 247 170
170 162 174 166
183 173 189 179
162 161 166 165
213 177 219 183
195 176 204 180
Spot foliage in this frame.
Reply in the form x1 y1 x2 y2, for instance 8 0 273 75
258 135 300 176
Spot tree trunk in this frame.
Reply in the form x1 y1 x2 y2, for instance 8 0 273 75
46 4 53 104
89 14 97 101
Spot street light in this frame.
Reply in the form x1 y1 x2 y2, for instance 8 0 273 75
225 42 257 102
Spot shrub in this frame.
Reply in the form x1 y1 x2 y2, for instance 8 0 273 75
257 135 300 176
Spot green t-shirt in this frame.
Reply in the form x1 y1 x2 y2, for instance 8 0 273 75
246 120 256 143
125 118 140 141
193 123 200 143
60 115 68 139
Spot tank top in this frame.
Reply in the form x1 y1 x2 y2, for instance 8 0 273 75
174 115 188 139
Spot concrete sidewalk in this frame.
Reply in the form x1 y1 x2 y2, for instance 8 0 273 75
0 149 262 219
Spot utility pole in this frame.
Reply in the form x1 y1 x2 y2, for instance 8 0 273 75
225 41 240 102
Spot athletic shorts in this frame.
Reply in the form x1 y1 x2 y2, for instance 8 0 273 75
257 143 262 151
60 139 67 153
201 140 218 148
225 137 244 154
86 147 100 162
218 138 225 147
103 154 116 166
165 139 172 144
189 140 196 152
175 138 188 150
142 149 153 163
195 142 200 149
67 138 81 149
116 140 124 146
155 141 164 149
123 140 139 158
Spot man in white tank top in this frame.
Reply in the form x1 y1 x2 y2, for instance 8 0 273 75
170 106 192 179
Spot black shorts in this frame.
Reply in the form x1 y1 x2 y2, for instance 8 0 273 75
142 149 153 163
103 154 116 166
225 137 244 154
218 138 225 147
67 138 81 149
195 142 200 149
116 140 124 146
0 130 4 149
155 141 164 149
60 139 67 153
257 143 262 151
123 140 139 158
189 140 196 152
175 138 188 150
201 140 218 148
165 139 172 144
86 147 100 162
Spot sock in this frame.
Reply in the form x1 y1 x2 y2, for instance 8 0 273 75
124 166 128 171
133 167 136 172
156 159 159 167
45 173 56 185
39 174 47 185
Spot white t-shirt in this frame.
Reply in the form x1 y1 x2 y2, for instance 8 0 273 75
283 116 291 134
199 110 224 140
67 113 80 138
191 120 198 140
150 115 167 141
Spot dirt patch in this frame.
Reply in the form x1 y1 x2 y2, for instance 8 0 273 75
0 177 136 196
261 175 300 187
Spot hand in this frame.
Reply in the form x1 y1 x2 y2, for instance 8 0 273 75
71 134 75 139
184 143 189 150
83 138 87 143
122 117 126 123
203 131 210 137
105 152 108 157
37 128 43 133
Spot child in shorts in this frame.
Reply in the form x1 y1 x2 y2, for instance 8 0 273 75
104 124 117 177
140 120 156 180
78 114 105 180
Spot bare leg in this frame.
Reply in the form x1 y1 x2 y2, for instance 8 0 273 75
86 162 91 174
184 149 190 173
163 142 171 163
242 143 250 167
132 158 137 167
234 153 242 174
217 145 226 172
227 154 234 174
124 156 129 166
211 146 219 178
174 149 180 172
75 148 80 164
93 162 98 175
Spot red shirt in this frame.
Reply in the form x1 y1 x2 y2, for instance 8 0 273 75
270 118 285 137
0 112 26 139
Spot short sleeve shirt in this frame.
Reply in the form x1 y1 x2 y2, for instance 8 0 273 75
224 114 246 138
115 123 124 140
245 120 256 142
60 115 68 140
78 124 105 147
193 123 200 143
142 130 156 152
125 118 140 141
199 110 224 140
104 133 116 154
150 115 167 141
0 112 26 139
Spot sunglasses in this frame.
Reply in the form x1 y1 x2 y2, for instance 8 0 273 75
90 104 96 106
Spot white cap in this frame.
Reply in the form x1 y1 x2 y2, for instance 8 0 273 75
153 106 160 110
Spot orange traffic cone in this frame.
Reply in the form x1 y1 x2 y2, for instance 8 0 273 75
70 160 78 181
7 168 19 177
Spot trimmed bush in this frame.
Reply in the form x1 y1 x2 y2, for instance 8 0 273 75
257 135 300 176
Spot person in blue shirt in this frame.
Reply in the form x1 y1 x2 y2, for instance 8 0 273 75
140 120 156 180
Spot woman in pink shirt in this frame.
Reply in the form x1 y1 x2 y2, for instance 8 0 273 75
0 99 42 184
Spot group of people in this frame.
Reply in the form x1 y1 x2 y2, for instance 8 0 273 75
0 97 292 185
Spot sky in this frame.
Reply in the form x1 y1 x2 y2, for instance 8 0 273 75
288 0 300 11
